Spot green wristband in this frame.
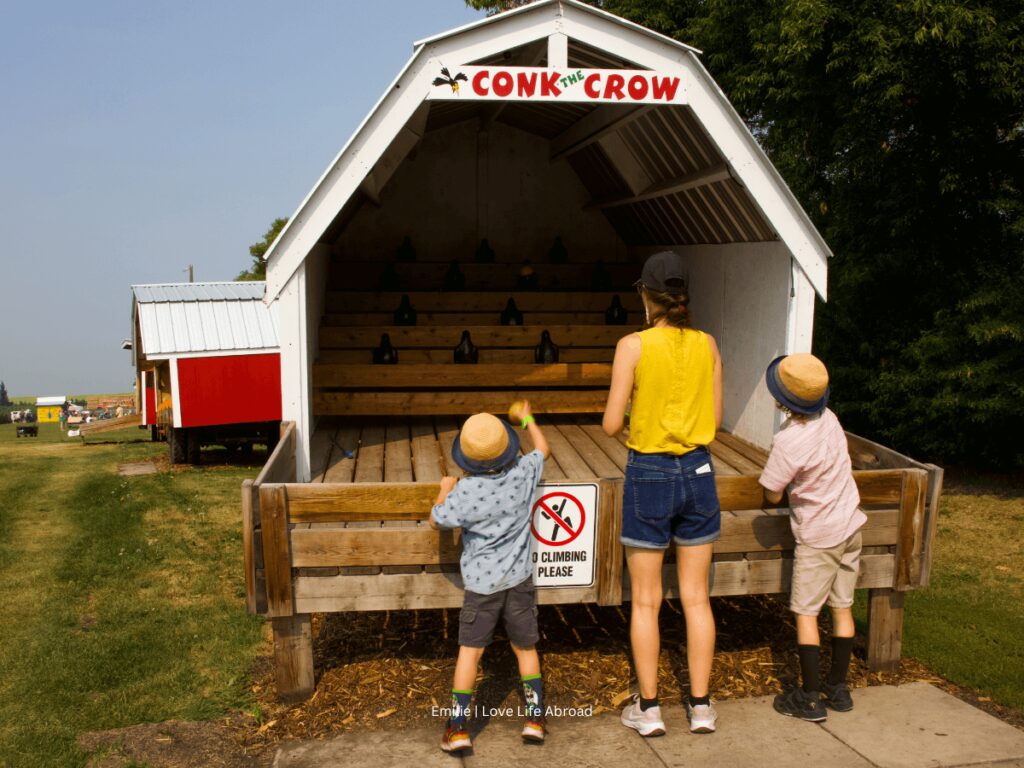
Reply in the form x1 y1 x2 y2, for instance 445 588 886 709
520 415 536 430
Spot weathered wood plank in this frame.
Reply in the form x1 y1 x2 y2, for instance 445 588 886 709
555 423 621 478
241 480 265 614
318 347 616 364
919 464 945 587
707 442 743 476
314 389 608 417
324 291 643 313
322 424 360 483
435 416 464 478
292 526 462 567
895 469 928 590
713 431 770 467
708 439 763 475
293 571 596 612
314 362 613 389
596 478 623 605
545 423 600 479
328 261 639 292
867 587 905 672
324 311 612 327
625 553 896 600
255 422 297 485
271 614 315 703
383 419 413 483
285 482 440 522
353 424 385 483
308 423 336 483
410 419 443 482
259 484 293 618
318 324 628 350
572 416 628 472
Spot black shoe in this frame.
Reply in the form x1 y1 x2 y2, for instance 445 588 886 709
773 687 827 722
821 681 854 712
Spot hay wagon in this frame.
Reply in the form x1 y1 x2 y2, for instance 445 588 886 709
241 1 943 702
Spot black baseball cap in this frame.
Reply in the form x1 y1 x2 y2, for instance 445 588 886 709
635 250 686 294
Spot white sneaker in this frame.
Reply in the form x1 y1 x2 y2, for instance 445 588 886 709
685 700 718 733
620 694 666 737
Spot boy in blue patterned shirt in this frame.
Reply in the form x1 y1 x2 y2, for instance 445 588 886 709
430 401 550 752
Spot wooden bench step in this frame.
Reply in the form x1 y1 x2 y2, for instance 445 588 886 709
319 324 629 349
324 291 643 313
313 389 609 416
313 363 613 389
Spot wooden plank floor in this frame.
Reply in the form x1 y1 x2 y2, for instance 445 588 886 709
309 415 767 484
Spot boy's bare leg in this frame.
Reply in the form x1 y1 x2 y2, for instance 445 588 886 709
511 644 540 677
830 606 854 638
796 613 820 646
676 542 715 698
626 547 665 699
453 646 485 691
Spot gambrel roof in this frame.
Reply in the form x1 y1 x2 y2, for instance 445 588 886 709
264 0 830 300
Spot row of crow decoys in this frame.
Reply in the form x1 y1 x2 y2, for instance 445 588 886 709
376 257 618 292
395 236 570 265
391 295 628 326
371 329 562 365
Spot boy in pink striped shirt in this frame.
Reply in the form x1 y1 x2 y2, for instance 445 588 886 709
759 354 866 722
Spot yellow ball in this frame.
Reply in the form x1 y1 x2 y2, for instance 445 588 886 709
508 400 526 423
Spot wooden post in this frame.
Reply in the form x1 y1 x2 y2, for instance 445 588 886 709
259 484 294 618
272 613 315 703
596 478 623 606
867 587 905 672
895 469 928 590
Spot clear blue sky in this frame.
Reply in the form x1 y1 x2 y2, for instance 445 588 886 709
0 1 482 398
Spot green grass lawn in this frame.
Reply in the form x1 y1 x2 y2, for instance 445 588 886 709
0 428 265 767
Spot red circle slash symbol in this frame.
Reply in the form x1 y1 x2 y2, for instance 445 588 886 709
531 492 585 547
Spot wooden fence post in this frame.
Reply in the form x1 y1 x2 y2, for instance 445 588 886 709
866 587 905 672
272 614 315 703
596 478 623 606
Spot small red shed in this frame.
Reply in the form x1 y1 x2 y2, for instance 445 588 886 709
131 282 282 462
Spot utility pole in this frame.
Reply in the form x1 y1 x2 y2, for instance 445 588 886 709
185 264 194 283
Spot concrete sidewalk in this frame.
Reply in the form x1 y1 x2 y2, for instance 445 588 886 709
272 683 1024 768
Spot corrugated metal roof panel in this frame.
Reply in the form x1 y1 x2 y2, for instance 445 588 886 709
132 282 278 357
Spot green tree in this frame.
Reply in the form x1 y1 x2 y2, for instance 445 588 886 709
0 381 9 407
237 217 288 281
465 0 1024 466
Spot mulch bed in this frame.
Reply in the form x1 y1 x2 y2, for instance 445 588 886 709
227 594 1022 758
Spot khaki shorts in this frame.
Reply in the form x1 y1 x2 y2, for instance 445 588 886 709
790 530 862 616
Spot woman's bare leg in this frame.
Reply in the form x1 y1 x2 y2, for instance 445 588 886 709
676 542 715 697
626 546 666 698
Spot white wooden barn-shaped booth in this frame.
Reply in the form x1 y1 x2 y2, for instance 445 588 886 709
248 2 941 702
264 0 827 481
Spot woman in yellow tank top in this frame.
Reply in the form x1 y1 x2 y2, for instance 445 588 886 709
603 250 723 738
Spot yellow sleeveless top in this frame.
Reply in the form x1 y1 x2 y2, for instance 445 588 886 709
626 327 716 455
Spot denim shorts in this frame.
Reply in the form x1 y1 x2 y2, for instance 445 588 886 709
621 447 721 549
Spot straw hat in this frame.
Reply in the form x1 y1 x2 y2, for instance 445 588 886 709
765 354 830 415
452 413 521 474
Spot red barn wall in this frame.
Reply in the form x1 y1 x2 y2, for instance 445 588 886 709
176 353 281 428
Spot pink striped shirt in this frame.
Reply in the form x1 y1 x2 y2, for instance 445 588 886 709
759 408 866 548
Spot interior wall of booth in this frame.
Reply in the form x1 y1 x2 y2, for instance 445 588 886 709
632 242 796 449
334 119 627 264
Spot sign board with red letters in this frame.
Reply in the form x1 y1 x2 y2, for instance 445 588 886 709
427 66 686 105
530 482 599 588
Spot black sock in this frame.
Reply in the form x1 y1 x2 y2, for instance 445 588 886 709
828 636 855 686
688 693 710 707
639 696 659 711
798 644 821 693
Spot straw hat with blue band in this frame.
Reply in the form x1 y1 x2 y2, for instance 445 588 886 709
452 413 521 474
765 353 831 415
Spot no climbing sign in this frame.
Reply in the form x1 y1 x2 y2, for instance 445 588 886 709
530 483 598 588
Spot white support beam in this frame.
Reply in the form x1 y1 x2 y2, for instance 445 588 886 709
587 163 732 210
550 104 652 161
547 31 568 68
597 132 651 194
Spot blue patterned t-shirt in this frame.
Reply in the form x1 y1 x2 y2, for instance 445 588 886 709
431 450 545 595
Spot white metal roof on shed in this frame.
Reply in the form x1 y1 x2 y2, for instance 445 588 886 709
36 396 66 406
132 282 279 358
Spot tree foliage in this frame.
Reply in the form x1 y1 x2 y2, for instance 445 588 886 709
466 0 1024 467
0 381 10 407
237 217 288 281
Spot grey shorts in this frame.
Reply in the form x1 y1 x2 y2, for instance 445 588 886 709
791 530 863 616
459 577 539 649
